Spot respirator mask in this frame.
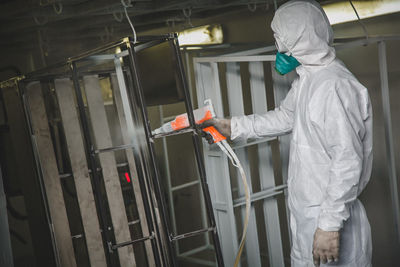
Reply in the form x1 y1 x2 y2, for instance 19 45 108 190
274 37 300 75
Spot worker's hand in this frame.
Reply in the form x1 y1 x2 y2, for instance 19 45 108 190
199 118 231 144
312 228 340 266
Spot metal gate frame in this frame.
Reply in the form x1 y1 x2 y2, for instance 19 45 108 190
192 35 400 266
1 34 225 267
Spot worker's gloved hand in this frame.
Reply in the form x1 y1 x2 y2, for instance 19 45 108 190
313 228 340 266
199 118 231 144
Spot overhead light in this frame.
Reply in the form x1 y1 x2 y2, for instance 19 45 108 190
178 24 223 46
322 0 400 25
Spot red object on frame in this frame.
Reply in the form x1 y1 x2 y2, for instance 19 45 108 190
125 172 131 183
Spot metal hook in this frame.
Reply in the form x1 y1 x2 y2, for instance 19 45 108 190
113 9 124 22
39 0 51 6
53 2 63 15
33 15 48 26
349 0 369 42
182 8 193 27
248 3 257 12
182 7 192 18
121 0 132 8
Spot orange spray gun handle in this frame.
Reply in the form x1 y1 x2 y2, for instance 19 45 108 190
203 126 226 143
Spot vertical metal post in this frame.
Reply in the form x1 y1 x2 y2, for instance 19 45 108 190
70 62 116 267
125 40 177 266
378 41 400 242
157 106 180 255
171 36 225 267
183 49 210 248
113 57 163 267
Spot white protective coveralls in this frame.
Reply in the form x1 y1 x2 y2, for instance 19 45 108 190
230 1 373 266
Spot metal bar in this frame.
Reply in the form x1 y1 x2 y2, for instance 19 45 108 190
157 106 181 255
133 34 174 43
59 173 73 179
171 180 199 192
71 234 83 239
70 62 117 267
126 40 176 266
378 41 400 242
68 39 129 63
152 127 195 139
233 184 287 205
23 69 121 83
128 219 140 226
25 39 130 79
22 36 173 81
59 161 131 179
160 114 176 123
94 143 135 154
133 39 168 53
84 39 165 61
194 55 276 63
221 45 277 56
232 136 276 150
172 227 215 241
233 190 285 208
335 35 400 51
178 244 209 257
172 36 225 267
179 256 215 267
118 46 166 267
112 234 155 250
117 162 128 168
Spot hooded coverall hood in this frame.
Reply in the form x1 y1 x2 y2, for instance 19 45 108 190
271 0 336 66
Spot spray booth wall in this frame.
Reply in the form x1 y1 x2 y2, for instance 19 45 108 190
0 6 400 267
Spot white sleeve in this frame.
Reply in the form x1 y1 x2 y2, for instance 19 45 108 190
317 84 369 231
230 80 297 141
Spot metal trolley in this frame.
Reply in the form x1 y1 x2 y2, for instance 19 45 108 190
4 34 225 267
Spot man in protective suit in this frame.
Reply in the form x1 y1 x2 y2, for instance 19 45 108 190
201 0 373 266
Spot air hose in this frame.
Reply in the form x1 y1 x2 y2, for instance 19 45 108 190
152 100 250 266
217 140 250 267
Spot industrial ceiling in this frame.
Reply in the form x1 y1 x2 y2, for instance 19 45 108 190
0 0 293 49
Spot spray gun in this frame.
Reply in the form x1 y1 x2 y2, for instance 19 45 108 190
152 99 226 143
152 99 250 267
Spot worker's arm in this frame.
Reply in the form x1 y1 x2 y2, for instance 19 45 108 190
230 79 298 141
